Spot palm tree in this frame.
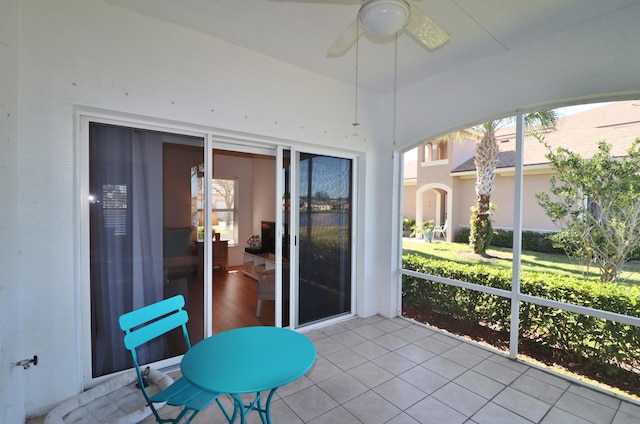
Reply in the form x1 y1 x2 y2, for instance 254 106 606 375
470 110 559 254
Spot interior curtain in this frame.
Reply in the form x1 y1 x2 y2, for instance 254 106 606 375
89 124 163 378
131 130 164 364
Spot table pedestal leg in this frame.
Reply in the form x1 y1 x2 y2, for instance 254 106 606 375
232 389 278 424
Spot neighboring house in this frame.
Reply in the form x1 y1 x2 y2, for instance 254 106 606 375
405 101 640 240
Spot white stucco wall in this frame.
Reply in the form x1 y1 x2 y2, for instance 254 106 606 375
1 0 24 422
15 0 387 417
7 0 640 419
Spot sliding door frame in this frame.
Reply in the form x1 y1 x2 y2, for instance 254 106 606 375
77 107 362 386
283 145 359 331
77 110 208 387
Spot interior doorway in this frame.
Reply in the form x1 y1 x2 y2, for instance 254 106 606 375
208 148 278 332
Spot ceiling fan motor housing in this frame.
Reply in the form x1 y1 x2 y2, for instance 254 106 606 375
358 0 411 37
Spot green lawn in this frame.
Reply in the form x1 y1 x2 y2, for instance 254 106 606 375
402 239 640 287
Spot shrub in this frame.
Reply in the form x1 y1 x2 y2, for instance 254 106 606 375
402 253 640 377
469 210 493 253
454 227 563 254
454 227 470 243
630 244 640 261
402 217 415 232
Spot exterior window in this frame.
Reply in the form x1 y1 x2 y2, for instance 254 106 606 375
437 142 448 160
422 141 448 163
423 143 433 162
212 178 238 245
101 184 127 236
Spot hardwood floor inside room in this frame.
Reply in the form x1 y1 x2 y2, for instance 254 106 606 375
212 267 275 332
185 266 275 343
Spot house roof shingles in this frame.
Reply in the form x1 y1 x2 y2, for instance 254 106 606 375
451 101 640 173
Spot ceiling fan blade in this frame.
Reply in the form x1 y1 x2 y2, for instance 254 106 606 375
326 19 362 57
270 0 359 4
404 2 450 50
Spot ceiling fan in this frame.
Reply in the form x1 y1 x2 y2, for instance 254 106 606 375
278 0 450 57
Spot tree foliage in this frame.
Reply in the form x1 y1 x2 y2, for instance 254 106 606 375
213 179 235 209
470 123 499 253
470 110 558 254
536 138 640 282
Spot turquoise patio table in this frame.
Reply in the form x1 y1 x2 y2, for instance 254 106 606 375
180 326 316 424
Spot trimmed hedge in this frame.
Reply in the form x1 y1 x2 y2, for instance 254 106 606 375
402 253 640 376
454 227 563 254
456 227 640 260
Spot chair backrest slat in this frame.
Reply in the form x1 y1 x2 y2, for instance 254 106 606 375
119 295 188 351
119 295 185 329
122 309 189 350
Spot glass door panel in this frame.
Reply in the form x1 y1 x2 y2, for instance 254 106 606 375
208 147 278 332
297 153 353 326
162 144 204 346
89 122 203 378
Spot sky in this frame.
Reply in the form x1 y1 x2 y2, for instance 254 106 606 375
403 101 613 162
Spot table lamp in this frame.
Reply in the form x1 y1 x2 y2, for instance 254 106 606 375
211 212 220 241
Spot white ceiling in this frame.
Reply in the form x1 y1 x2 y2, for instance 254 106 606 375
102 0 639 94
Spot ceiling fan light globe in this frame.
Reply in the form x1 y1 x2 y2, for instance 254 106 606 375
358 0 410 38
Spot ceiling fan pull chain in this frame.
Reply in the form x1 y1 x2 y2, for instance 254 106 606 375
353 23 360 128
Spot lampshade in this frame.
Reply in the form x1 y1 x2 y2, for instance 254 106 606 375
198 211 219 226
358 0 410 38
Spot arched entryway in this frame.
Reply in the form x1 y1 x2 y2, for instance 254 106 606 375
415 183 452 241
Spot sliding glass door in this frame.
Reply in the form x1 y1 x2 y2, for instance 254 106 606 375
88 122 203 378
295 152 353 326
85 121 356 381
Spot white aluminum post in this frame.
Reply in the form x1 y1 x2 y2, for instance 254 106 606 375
204 134 214 338
509 113 525 358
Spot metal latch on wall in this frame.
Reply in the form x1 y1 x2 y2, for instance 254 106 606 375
12 355 38 369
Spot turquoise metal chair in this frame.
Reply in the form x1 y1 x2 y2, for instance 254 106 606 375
119 295 236 424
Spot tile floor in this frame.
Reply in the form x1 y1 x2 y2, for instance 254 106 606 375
151 316 640 424
31 316 640 424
